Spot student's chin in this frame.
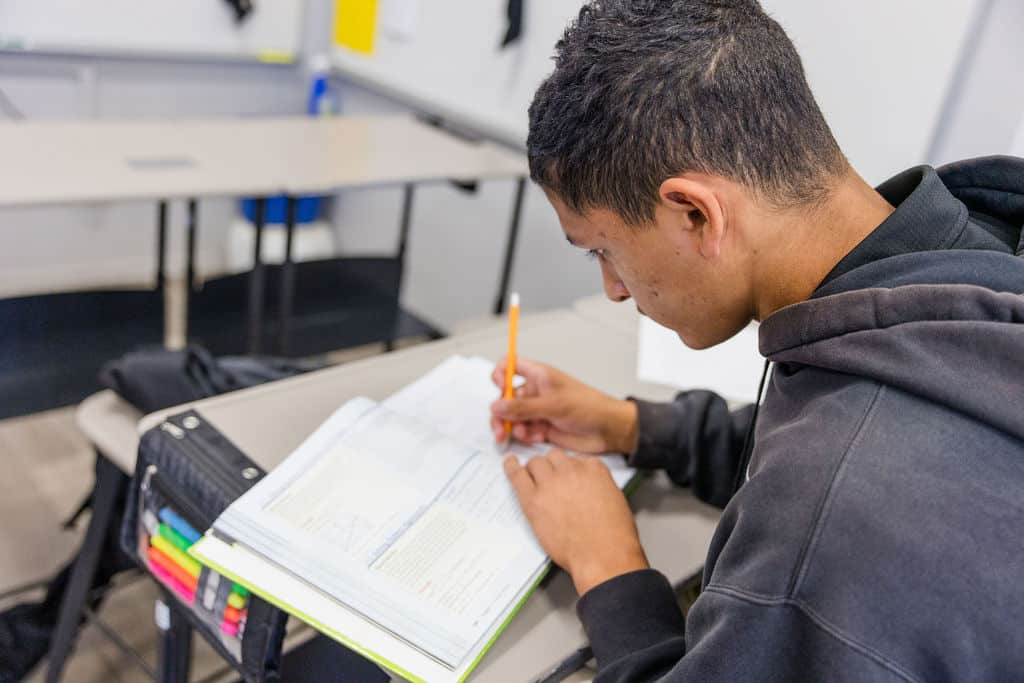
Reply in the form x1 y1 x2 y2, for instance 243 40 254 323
676 330 719 351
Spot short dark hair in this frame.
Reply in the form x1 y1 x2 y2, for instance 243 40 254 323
528 0 848 225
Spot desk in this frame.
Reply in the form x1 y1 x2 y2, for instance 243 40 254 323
0 116 524 209
571 294 642 337
0 115 528 353
142 308 720 681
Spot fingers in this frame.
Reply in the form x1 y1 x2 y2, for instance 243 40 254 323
504 455 535 503
492 414 548 445
491 415 507 443
525 455 555 483
546 448 570 468
513 420 548 444
492 395 557 422
511 357 548 382
491 356 550 391
491 360 506 389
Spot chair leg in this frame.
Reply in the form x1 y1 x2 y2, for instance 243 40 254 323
45 454 127 683
155 599 192 683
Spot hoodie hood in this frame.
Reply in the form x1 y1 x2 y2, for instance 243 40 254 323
760 156 1024 442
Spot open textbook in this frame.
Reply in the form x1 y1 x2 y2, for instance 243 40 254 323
190 355 635 683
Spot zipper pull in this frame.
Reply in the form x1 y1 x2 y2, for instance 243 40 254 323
141 464 157 493
161 422 186 440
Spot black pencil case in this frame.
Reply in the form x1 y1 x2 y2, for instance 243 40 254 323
121 409 289 682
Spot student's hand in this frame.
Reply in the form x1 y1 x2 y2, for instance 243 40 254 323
490 357 638 455
504 449 648 596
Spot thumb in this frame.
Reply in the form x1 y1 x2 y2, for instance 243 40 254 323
493 394 559 422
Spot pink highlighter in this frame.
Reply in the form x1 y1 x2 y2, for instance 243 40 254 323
149 561 195 606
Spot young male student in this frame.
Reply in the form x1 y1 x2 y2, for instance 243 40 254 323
489 1 1024 680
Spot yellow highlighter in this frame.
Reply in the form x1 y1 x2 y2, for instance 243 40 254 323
502 293 520 450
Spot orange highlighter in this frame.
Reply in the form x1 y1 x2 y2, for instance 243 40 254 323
502 293 520 449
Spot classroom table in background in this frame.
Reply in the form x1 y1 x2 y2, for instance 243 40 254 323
0 115 528 354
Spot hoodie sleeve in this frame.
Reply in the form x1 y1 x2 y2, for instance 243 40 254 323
577 571 904 682
628 392 754 509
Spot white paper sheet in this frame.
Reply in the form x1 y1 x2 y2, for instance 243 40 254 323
384 355 634 487
636 318 764 403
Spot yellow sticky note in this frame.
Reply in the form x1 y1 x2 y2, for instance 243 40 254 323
335 0 378 54
258 50 295 64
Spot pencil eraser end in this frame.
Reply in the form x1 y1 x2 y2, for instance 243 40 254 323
510 292 520 308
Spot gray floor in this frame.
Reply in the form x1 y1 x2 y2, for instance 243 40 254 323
0 407 243 683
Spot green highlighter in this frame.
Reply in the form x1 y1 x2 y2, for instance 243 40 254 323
158 523 193 554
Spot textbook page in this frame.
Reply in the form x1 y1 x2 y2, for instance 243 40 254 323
208 355 636 677
216 396 543 668
383 355 635 487
192 533 547 683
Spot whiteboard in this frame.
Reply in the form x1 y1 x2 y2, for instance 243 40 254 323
332 0 580 148
332 0 977 178
0 0 305 62
762 0 979 183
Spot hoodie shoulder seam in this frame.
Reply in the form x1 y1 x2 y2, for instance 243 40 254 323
788 383 885 596
703 585 921 683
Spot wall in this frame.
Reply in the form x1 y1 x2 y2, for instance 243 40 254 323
927 0 1024 165
0 0 1020 334
0 16 310 297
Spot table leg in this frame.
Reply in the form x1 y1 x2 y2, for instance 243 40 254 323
156 200 169 346
247 198 267 355
493 177 527 315
45 455 128 683
184 199 198 342
386 184 415 353
277 196 297 355
155 599 192 683
156 200 168 294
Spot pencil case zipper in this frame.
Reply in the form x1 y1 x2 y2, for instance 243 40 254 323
142 464 218 532
157 418 259 502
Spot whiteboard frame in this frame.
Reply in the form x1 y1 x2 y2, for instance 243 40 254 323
0 0 307 65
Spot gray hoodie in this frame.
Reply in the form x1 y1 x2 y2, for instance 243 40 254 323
577 156 1024 682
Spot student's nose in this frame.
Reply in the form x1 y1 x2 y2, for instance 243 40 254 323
600 260 631 303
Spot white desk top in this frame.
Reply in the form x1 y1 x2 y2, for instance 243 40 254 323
0 115 527 208
141 309 718 682
572 293 643 337
76 390 142 475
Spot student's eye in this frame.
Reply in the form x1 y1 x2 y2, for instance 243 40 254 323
585 249 606 261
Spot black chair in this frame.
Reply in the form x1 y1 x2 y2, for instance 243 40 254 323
187 256 442 358
0 289 163 419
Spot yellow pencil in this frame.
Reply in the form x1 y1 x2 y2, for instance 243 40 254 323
502 293 520 450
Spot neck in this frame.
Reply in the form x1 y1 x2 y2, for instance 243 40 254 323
751 169 894 320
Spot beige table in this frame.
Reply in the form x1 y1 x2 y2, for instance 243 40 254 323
0 116 524 207
0 115 529 351
571 294 643 337
142 308 720 681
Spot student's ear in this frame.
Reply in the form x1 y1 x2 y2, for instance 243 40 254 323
658 176 726 259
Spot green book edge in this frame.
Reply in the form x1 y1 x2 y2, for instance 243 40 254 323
190 540 550 683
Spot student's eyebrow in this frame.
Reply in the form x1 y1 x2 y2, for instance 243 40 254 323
564 235 579 247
